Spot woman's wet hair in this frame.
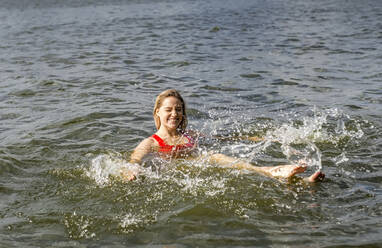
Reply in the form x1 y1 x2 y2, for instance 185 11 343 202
153 89 188 132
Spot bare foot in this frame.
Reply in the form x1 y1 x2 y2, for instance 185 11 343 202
266 164 307 178
304 171 325 182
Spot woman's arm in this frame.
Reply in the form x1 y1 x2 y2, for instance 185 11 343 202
129 138 155 164
120 138 155 181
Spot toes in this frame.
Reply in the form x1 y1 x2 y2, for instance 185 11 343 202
307 171 325 182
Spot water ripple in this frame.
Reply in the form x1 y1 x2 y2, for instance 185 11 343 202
1 0 382 246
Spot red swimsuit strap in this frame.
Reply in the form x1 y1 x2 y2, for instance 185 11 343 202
151 134 194 149
151 134 170 148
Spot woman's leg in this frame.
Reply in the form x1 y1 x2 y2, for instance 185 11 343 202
208 153 324 181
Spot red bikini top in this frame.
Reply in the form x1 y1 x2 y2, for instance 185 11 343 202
151 134 195 154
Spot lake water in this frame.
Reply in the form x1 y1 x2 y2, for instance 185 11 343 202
1 0 382 247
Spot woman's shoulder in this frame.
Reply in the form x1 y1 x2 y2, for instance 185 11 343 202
130 136 158 164
136 136 157 149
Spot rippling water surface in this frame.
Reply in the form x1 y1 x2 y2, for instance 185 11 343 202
1 0 382 247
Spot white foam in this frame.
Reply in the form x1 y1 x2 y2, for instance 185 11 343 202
85 152 141 186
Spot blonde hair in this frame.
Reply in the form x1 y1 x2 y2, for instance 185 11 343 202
153 89 187 132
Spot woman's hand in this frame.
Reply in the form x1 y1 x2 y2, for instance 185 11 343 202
120 167 137 181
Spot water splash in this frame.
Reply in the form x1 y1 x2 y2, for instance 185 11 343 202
85 151 229 200
64 211 96 239
206 107 366 173
333 152 349 165
264 107 365 171
119 213 145 233
170 163 228 197
85 107 366 188
281 142 322 171
78 106 370 238
264 108 328 171
85 152 140 186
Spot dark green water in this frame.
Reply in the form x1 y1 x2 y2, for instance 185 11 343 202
1 0 381 247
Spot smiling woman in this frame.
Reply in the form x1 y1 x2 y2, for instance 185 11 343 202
128 89 197 167
122 89 325 182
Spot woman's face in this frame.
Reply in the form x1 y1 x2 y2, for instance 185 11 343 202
156 96 183 131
